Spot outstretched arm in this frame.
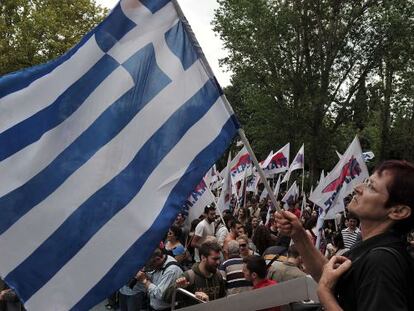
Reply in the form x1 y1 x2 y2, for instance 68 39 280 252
275 210 327 281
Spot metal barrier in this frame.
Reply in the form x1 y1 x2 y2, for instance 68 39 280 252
173 276 319 311
171 287 207 310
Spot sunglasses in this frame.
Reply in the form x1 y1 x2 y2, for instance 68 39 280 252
239 243 247 247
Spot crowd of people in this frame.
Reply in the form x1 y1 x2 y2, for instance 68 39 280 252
1 160 414 311
101 161 414 311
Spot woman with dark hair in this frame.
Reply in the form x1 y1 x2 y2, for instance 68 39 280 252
238 207 251 226
252 225 274 255
165 225 186 263
277 160 414 311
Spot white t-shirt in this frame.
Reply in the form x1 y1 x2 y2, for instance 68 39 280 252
194 219 215 262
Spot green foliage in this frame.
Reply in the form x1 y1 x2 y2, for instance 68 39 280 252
0 0 108 76
215 0 414 185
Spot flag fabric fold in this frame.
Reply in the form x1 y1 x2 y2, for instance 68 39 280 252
0 1 239 310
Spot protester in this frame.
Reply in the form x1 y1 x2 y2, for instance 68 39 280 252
133 247 183 311
252 225 275 255
215 214 232 248
219 240 252 295
250 216 260 239
276 160 414 311
237 207 251 227
268 245 306 283
0 281 23 311
173 213 189 245
324 232 349 259
222 219 242 259
118 275 146 311
242 255 281 311
165 241 226 307
237 235 256 258
191 206 216 262
165 226 188 265
340 214 361 249
248 197 261 219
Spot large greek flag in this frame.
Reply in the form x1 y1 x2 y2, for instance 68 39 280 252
0 0 239 310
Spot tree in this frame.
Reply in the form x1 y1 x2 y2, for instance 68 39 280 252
214 0 414 184
0 0 108 76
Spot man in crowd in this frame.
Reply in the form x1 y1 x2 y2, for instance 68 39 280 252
276 160 414 311
242 255 280 311
165 241 225 307
133 247 183 311
191 206 216 262
219 240 252 295
268 245 306 282
341 215 361 249
222 219 242 259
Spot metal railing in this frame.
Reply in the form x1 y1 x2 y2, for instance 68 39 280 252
171 287 207 310
172 276 319 311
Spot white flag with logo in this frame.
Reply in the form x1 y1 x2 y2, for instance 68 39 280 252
282 144 304 183
309 136 368 212
282 181 298 206
229 146 251 185
183 179 215 222
263 143 290 176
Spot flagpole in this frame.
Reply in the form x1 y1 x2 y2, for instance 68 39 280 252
172 0 280 212
301 166 305 196
237 129 280 212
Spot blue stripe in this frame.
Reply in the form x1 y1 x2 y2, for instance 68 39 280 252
6 78 223 302
95 4 136 52
140 0 171 14
0 32 93 99
0 55 119 161
72 117 238 311
0 43 171 236
165 22 199 70
0 4 134 99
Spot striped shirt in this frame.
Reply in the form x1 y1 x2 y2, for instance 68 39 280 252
219 257 252 295
341 227 361 249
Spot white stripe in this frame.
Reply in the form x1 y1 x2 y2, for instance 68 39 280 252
152 32 185 79
0 67 134 198
0 61 209 276
227 278 247 283
109 2 179 65
227 270 243 276
26 98 232 310
0 3 182 195
0 36 104 135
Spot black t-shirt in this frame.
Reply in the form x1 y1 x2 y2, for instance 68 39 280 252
335 232 414 311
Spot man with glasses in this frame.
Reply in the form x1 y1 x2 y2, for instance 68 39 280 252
276 160 414 311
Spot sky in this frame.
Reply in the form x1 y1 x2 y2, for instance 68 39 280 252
95 0 231 86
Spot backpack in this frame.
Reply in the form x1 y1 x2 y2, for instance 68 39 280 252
161 261 183 275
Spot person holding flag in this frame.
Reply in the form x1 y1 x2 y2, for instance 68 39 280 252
276 160 414 311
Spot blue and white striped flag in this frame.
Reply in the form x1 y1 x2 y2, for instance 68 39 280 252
0 0 239 310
